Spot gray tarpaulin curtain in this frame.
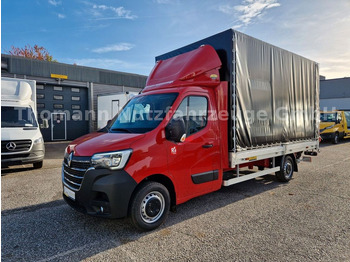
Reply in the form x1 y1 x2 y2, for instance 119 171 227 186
234 31 319 151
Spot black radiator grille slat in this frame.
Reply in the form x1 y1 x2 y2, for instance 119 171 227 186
2 153 30 159
1 140 32 153
63 157 91 191
71 161 91 170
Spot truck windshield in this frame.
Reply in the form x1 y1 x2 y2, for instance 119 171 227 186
1 106 38 128
110 93 178 133
320 113 337 122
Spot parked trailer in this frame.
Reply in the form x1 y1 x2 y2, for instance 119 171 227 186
61 29 319 230
97 92 138 129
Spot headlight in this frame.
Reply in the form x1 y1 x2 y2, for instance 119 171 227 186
34 137 43 144
91 149 132 170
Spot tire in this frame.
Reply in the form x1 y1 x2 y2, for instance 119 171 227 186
130 181 170 231
33 161 43 169
332 133 339 144
276 156 294 182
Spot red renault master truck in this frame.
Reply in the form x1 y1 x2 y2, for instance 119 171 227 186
62 29 320 230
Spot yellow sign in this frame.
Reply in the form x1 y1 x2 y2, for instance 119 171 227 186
210 74 218 80
51 74 68 80
245 156 257 161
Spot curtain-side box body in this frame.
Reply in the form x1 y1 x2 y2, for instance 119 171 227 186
157 29 320 152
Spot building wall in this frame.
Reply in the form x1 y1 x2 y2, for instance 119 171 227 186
1 54 147 87
320 77 350 111
36 83 89 141
1 54 147 141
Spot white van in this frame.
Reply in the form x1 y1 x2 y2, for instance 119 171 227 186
1 77 48 168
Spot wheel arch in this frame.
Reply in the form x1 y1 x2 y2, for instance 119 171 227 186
275 153 298 172
129 174 176 213
289 153 298 172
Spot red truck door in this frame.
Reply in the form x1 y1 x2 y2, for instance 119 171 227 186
166 92 221 202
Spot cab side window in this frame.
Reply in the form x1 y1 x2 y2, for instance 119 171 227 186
173 96 208 136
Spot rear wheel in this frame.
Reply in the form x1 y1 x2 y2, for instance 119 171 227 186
130 181 170 231
33 161 43 169
276 156 294 182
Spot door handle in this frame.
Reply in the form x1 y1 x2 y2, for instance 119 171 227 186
202 143 213 148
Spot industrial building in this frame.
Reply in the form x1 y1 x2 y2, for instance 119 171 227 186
320 77 350 111
1 54 147 142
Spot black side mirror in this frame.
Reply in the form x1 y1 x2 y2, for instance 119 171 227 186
107 119 112 126
165 117 186 143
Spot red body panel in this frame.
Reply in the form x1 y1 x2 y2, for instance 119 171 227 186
144 45 221 92
69 132 145 156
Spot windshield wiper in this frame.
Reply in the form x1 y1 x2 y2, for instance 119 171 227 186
111 128 132 133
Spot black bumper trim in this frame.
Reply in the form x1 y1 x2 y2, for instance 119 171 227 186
191 170 219 184
63 168 137 219
320 132 335 140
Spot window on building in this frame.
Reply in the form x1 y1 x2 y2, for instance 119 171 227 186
37 85 45 90
54 104 64 109
71 88 80 93
54 86 63 91
37 94 45 99
54 95 63 100
37 103 45 108
72 105 81 110
72 96 80 101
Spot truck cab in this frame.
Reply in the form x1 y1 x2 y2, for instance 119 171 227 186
62 45 225 230
320 110 350 143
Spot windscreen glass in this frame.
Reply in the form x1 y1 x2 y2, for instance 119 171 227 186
1 106 38 128
110 93 178 133
320 113 337 122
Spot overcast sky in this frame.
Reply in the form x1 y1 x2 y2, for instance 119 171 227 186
2 0 350 79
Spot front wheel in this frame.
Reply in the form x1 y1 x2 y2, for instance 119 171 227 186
333 133 339 144
276 156 294 182
130 181 170 231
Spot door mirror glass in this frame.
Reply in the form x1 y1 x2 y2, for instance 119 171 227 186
165 117 186 143
40 119 49 129
336 114 342 124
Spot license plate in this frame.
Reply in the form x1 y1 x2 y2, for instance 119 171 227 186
64 186 75 201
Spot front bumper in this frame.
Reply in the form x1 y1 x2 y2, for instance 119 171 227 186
320 132 335 140
1 142 45 167
62 167 137 219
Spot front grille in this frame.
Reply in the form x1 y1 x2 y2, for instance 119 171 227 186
2 140 32 153
63 157 91 191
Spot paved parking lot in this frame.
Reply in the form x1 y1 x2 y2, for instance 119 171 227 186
2 141 350 261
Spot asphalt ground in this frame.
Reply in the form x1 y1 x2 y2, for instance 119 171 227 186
1 140 350 261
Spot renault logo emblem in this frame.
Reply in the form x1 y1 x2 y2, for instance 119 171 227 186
68 152 73 167
6 142 16 151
